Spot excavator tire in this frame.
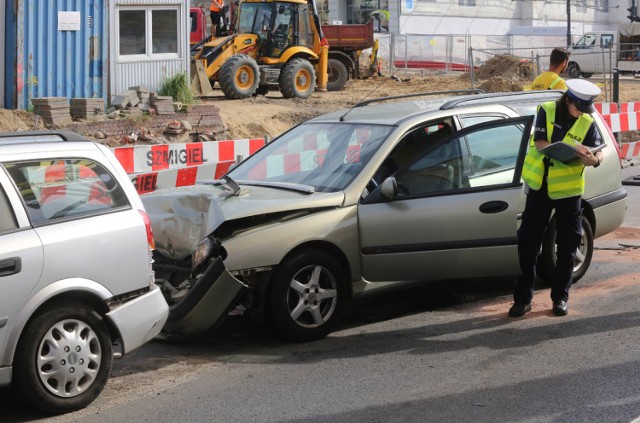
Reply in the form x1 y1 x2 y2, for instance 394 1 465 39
279 59 316 99
219 54 260 99
327 58 348 91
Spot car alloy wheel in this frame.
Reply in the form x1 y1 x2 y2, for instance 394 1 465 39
269 248 348 342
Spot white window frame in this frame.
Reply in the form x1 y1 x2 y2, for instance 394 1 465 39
116 5 181 62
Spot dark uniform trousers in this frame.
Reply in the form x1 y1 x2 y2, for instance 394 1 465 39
514 181 583 305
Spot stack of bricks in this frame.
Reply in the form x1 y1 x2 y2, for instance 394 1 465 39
70 98 105 121
131 86 152 112
112 89 140 110
32 98 73 126
150 93 175 115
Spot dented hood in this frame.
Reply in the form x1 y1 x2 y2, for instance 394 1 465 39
141 183 345 260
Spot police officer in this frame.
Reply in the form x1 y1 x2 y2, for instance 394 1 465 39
509 79 604 318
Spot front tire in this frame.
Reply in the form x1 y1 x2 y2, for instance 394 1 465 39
566 62 581 79
540 217 594 284
279 59 316 99
219 54 260 99
327 58 349 91
14 301 112 414
268 249 348 342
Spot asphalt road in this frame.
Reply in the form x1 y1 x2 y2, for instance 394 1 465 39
3 165 640 423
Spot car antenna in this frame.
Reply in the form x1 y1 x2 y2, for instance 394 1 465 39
339 69 402 122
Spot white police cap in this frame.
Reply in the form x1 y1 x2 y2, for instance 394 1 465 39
565 79 601 113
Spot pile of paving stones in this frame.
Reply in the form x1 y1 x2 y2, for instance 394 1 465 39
31 97 74 126
111 86 179 117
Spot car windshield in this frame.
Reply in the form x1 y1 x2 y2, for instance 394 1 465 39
228 123 393 192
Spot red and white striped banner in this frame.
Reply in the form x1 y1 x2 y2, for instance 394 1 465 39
130 161 235 195
601 112 640 133
595 102 640 115
111 139 265 174
620 141 640 160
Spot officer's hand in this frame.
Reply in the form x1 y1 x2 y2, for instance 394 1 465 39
575 145 598 166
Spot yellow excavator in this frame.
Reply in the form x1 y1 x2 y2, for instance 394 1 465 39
191 0 328 99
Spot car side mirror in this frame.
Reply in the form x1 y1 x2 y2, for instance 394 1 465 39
380 176 397 199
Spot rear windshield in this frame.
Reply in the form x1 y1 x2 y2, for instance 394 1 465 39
4 158 130 225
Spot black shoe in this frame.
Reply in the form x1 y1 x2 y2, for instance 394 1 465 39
508 302 532 317
553 301 568 316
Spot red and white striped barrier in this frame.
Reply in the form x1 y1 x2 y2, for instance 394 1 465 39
111 139 265 174
620 141 640 160
595 102 640 115
110 139 265 194
601 112 640 133
130 161 235 195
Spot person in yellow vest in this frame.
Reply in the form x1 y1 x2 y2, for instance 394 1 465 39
210 0 225 37
529 48 571 91
509 79 604 318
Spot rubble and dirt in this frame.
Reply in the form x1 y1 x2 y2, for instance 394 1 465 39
1 55 639 142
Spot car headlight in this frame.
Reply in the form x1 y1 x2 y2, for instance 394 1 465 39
192 237 213 270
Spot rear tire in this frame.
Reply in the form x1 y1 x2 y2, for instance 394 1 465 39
14 301 112 414
279 59 316 99
540 217 594 284
219 54 260 99
327 58 349 91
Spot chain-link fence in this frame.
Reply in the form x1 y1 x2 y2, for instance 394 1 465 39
373 33 629 102
375 33 566 74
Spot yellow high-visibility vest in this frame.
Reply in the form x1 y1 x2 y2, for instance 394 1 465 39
521 101 594 199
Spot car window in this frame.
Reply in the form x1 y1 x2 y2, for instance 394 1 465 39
459 114 504 128
464 123 526 188
394 137 463 196
0 183 18 233
375 119 455 184
394 119 526 196
4 159 130 225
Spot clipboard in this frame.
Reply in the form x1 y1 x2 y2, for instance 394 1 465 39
538 142 605 163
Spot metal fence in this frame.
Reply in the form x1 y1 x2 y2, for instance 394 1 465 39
372 33 633 102
375 33 567 73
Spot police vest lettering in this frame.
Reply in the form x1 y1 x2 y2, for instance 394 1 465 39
521 101 593 199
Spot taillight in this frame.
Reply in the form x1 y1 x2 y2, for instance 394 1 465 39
138 210 156 250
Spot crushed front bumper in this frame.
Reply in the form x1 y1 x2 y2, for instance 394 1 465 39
163 257 248 335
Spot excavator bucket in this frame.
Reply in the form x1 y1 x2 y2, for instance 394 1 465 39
191 60 215 97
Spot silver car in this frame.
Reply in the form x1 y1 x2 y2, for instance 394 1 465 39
0 131 169 414
144 90 627 342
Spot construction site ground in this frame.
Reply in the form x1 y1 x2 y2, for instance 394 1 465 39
1 55 639 142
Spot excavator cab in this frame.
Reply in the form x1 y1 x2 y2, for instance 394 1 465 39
191 0 328 100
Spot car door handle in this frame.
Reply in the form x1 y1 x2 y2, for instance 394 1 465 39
0 257 22 277
479 201 509 214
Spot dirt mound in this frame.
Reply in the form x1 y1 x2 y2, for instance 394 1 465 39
478 77 528 93
0 109 43 132
475 54 533 81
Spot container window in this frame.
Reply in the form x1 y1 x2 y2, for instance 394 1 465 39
118 7 180 59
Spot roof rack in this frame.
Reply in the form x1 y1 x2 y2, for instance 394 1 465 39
351 89 486 108
439 89 563 110
0 130 89 143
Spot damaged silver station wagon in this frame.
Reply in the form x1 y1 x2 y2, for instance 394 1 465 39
142 90 627 342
